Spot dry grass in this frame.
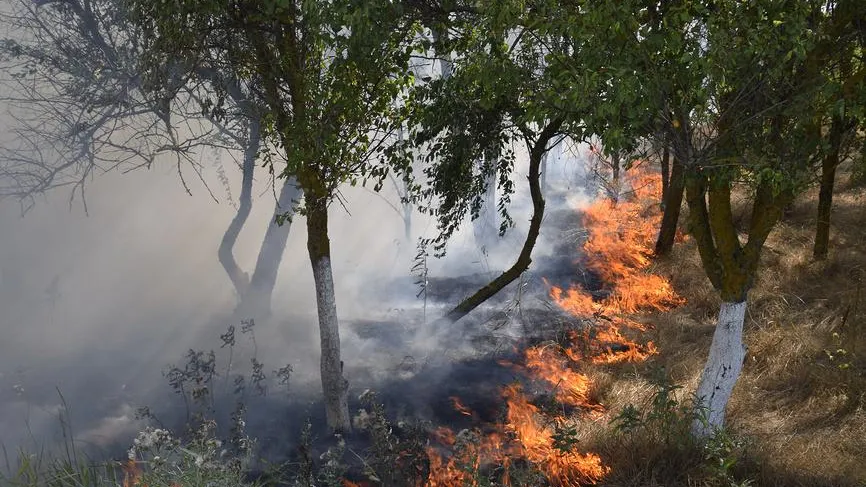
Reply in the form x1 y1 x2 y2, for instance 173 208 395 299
575 171 866 487
726 178 866 487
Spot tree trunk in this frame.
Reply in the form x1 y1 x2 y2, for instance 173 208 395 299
691 301 747 438
685 168 793 439
440 117 563 324
402 189 412 243
813 117 848 260
235 178 303 320
660 137 670 200
654 155 684 257
813 155 838 260
540 150 549 193
218 118 260 297
306 195 351 433
398 128 413 243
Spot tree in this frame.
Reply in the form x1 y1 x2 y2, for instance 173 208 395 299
131 0 418 432
668 0 858 437
0 0 309 321
397 0 653 325
0 0 194 210
810 3 865 260
813 115 858 260
625 0 708 258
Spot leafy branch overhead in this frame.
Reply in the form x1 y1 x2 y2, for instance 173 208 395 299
392 0 663 256
133 0 420 209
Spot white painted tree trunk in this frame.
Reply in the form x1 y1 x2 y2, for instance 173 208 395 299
692 300 747 438
311 255 351 432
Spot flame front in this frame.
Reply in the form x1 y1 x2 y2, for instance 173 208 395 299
424 169 684 486
503 385 608 486
523 346 601 412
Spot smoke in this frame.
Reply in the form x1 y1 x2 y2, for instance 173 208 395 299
0 105 597 464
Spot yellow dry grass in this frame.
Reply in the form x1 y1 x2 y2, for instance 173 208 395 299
577 171 866 486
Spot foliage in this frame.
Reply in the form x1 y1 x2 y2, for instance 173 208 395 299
352 390 429 486
611 372 754 487
125 422 259 487
396 0 649 255
130 0 420 205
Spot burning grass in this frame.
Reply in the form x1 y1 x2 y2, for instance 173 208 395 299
603 167 866 486
423 166 866 487
424 168 686 486
8 169 865 487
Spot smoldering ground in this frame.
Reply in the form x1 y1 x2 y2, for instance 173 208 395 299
0 132 595 465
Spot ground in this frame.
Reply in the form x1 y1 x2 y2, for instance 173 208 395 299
585 171 866 486
4 172 864 487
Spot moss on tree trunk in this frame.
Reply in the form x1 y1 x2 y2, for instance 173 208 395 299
685 169 793 435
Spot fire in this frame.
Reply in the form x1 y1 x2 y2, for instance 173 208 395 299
523 346 600 411
122 459 143 487
551 168 683 366
450 396 473 417
563 168 684 316
503 385 609 486
425 428 504 487
423 168 683 486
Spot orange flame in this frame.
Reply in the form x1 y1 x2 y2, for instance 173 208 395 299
523 346 601 411
423 168 683 486
551 168 683 366
503 385 609 486
122 459 143 487
450 396 473 417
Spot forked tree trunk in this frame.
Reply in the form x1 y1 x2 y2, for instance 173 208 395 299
236 178 303 320
691 301 747 437
306 195 351 433
654 155 685 256
684 170 793 439
218 118 260 297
